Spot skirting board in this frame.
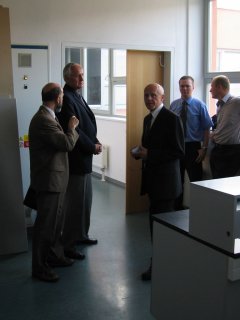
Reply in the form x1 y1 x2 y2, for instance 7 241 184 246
92 171 125 188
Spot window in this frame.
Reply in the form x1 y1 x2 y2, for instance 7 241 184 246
205 0 240 116
64 46 126 117
112 50 127 116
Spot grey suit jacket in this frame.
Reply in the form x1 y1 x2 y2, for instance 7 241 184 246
29 106 79 192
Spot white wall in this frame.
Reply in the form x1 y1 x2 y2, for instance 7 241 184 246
1 0 205 184
93 117 126 183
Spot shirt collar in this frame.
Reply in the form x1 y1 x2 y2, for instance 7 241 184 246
222 93 231 104
151 103 163 119
42 105 55 119
181 97 192 104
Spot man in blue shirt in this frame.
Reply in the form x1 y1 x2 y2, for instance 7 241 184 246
170 75 213 209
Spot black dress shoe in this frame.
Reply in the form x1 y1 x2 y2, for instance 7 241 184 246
47 256 74 268
141 266 152 281
32 269 59 282
64 249 85 260
78 238 98 245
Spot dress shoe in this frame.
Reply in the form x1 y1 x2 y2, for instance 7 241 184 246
32 269 59 282
141 266 152 281
47 256 74 268
78 238 98 245
64 249 85 260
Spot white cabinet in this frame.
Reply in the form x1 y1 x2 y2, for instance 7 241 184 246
189 176 240 254
151 177 240 319
151 212 240 320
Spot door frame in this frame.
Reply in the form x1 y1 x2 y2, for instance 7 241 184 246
61 42 174 213
126 49 173 214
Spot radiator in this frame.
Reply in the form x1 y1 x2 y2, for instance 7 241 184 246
93 145 109 181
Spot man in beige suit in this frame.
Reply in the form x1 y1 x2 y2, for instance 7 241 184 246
29 82 79 282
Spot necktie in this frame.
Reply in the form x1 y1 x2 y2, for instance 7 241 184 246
180 100 188 136
143 113 153 143
215 100 225 126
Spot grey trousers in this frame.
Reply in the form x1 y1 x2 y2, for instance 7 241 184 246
32 191 65 272
61 173 92 250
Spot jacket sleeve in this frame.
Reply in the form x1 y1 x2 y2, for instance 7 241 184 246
33 115 79 152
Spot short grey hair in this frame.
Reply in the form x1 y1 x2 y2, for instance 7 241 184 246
63 63 76 80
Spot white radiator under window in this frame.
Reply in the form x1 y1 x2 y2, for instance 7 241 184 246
93 145 109 181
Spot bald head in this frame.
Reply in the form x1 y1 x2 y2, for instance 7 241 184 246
144 83 164 95
144 83 165 111
41 83 62 103
41 82 63 113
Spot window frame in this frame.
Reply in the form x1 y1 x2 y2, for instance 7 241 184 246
62 44 126 118
204 0 240 112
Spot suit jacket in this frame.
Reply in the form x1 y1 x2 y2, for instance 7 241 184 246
57 84 100 174
29 106 79 192
141 106 185 199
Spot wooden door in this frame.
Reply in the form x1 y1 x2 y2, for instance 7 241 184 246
126 50 164 213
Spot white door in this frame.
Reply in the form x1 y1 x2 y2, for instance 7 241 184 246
11 45 49 196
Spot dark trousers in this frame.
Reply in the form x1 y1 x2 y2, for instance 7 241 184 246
175 141 202 210
32 191 65 273
61 173 92 251
148 194 175 240
210 144 240 179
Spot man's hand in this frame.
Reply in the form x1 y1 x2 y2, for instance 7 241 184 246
196 148 207 163
94 143 102 155
131 145 147 160
138 146 148 160
68 116 79 130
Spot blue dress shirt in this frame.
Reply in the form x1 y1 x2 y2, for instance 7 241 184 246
170 97 213 142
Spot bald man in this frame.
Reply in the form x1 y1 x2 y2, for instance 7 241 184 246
29 82 79 282
131 83 185 280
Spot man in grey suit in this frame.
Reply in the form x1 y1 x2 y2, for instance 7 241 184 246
29 82 79 282
57 63 102 260
131 83 185 280
209 75 240 178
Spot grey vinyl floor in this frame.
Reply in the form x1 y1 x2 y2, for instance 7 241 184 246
0 177 154 320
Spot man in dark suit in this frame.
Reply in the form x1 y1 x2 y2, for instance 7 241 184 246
131 83 185 280
29 82 79 282
57 63 102 259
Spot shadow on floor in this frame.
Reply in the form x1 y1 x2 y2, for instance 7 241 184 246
0 177 154 320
